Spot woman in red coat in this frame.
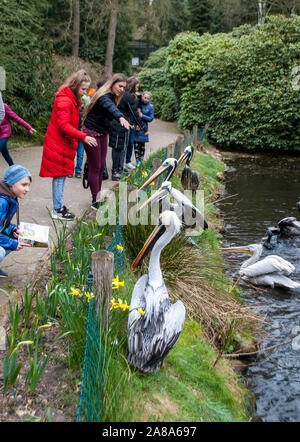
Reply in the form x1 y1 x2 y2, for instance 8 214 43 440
40 70 97 220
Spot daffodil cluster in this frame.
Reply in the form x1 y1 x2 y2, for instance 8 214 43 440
69 287 95 303
112 275 124 289
110 298 145 316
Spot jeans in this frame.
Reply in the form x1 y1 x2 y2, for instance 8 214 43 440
126 126 136 164
0 246 11 264
75 141 84 175
0 137 14 166
52 176 66 212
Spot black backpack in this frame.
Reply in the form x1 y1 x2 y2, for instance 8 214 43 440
82 160 108 189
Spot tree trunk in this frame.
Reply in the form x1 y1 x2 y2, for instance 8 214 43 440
72 0 80 57
91 250 114 327
104 0 119 78
258 1 267 25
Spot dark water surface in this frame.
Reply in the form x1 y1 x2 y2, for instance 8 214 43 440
217 152 300 422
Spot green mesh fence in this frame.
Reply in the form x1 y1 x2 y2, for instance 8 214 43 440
76 224 125 422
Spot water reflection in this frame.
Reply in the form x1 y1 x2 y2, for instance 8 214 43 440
218 152 300 422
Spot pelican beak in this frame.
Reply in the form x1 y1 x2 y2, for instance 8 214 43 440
220 246 253 255
138 164 172 191
138 188 167 212
177 151 189 167
131 223 165 269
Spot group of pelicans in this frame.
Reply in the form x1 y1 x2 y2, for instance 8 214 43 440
126 146 300 373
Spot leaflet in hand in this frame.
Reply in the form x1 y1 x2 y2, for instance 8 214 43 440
19 222 50 248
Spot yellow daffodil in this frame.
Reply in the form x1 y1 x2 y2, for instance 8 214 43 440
93 232 103 238
110 297 130 312
117 244 124 252
142 171 148 178
112 275 125 289
85 291 95 303
150 182 155 186
69 287 80 296
137 308 146 316
82 221 88 225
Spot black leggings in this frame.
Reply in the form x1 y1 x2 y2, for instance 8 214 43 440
134 142 145 162
111 148 126 171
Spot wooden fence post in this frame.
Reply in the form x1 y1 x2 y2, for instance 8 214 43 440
151 157 162 188
192 125 198 146
184 129 190 146
91 250 114 326
167 143 175 158
177 135 184 159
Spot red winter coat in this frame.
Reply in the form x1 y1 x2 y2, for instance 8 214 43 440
39 86 86 177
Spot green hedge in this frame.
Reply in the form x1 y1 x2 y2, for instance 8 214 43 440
139 15 300 151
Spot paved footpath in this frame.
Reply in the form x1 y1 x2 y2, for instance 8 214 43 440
0 119 180 310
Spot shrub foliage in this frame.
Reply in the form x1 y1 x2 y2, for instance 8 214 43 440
140 15 300 151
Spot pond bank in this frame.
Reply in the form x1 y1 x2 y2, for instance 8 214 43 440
0 132 259 422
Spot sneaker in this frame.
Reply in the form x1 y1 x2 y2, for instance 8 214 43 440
0 269 8 278
111 171 121 181
125 162 135 170
51 206 75 220
91 201 102 211
67 175 73 178
75 173 81 179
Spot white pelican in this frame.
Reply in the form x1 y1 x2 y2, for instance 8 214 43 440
221 243 300 289
138 158 178 191
128 211 186 373
178 146 200 194
138 180 208 232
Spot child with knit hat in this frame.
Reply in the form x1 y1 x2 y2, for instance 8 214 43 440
0 164 32 277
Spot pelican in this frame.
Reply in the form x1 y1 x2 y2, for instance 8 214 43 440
221 243 300 289
265 203 300 241
178 145 200 194
138 180 208 232
138 158 177 191
128 211 186 373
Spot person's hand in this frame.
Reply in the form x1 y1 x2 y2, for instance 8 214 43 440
30 128 37 135
119 117 131 130
16 242 32 251
136 126 140 131
12 228 22 239
84 136 97 147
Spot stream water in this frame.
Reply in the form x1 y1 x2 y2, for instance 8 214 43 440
217 152 300 422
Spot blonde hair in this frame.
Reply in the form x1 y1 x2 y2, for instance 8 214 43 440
83 73 127 123
142 91 151 98
62 69 91 105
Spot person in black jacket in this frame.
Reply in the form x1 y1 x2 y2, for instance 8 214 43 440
108 88 146 181
82 73 131 210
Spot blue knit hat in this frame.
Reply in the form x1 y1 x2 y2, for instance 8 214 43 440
4 165 32 186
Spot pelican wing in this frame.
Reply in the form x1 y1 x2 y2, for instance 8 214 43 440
241 255 295 278
128 275 148 355
142 300 186 372
278 217 297 227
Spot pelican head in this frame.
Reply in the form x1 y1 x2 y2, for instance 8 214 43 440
131 211 182 269
138 158 177 191
138 181 172 212
221 243 263 256
178 145 194 167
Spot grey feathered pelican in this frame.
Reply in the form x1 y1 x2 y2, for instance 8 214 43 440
138 180 208 232
178 145 200 194
221 243 300 289
138 157 178 191
128 211 186 373
265 202 300 241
